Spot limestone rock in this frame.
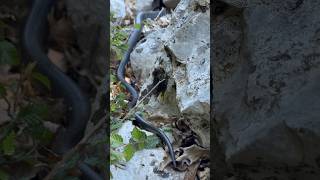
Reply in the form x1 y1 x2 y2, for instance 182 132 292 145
65 0 108 76
136 0 155 12
131 0 210 148
213 0 320 178
111 121 185 180
110 0 126 18
163 0 181 9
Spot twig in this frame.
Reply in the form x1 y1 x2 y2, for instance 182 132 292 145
136 79 165 107
1 94 14 119
155 7 165 20
0 94 16 142
13 74 22 113
43 118 105 180
120 79 165 121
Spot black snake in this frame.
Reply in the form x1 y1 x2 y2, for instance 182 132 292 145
23 0 102 179
116 8 177 167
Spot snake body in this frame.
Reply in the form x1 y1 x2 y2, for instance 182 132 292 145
23 0 90 154
116 10 177 167
23 0 102 179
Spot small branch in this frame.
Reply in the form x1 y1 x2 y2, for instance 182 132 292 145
120 79 165 121
155 7 165 20
13 72 24 112
43 118 105 180
1 94 14 119
136 79 165 107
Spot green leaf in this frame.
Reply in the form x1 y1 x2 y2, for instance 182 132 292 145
110 103 117 113
116 92 126 102
110 133 123 148
115 92 127 108
0 83 6 97
18 103 52 142
145 135 160 149
0 169 9 180
123 144 135 161
18 103 49 120
0 40 19 65
24 62 37 76
110 74 117 83
131 127 147 142
111 120 122 131
137 142 145 150
32 72 51 90
134 23 141 30
2 131 15 156
110 150 124 164
25 118 53 143
36 128 54 143
162 126 172 133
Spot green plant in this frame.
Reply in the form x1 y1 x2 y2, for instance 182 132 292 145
0 36 55 173
0 40 20 66
109 12 163 179
110 13 129 60
110 127 160 166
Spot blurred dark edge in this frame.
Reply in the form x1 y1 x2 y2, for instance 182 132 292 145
106 0 110 179
210 1 214 179
211 1 228 180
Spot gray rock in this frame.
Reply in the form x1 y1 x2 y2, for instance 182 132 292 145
65 0 108 76
131 0 210 148
110 148 185 180
111 121 184 180
214 0 320 173
136 0 154 11
110 0 126 18
167 1 210 147
163 0 181 9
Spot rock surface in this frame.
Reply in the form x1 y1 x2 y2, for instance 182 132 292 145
214 0 320 179
163 0 181 9
65 0 108 77
136 0 155 12
131 0 210 148
110 0 126 18
111 121 185 180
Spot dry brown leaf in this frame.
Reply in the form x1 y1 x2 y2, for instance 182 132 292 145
48 48 66 72
198 167 210 180
158 154 173 171
184 161 201 180
176 145 209 165
159 145 209 172
148 112 171 123
48 14 75 51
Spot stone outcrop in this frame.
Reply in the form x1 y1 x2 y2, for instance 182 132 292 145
214 0 320 179
131 0 210 148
